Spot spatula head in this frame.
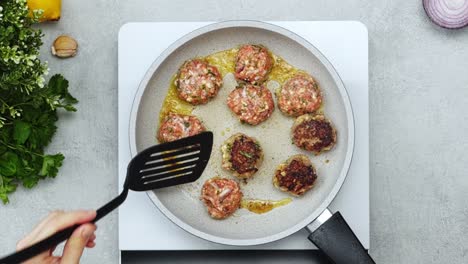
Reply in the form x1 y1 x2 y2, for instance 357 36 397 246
126 132 213 191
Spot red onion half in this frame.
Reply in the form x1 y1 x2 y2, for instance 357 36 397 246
423 0 468 29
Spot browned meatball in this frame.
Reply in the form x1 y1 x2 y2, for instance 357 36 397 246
291 114 337 154
235 44 273 85
273 154 317 196
201 177 243 219
221 133 263 179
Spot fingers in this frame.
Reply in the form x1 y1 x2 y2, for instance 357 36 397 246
16 211 63 250
15 210 98 264
86 241 96 248
34 210 96 244
61 223 96 264
85 233 96 248
45 256 62 264
17 210 96 250
85 233 96 247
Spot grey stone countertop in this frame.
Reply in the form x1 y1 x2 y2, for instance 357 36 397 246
1 0 468 263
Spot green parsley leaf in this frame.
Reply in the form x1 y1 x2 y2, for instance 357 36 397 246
39 154 64 178
0 0 77 204
13 121 31 145
0 152 19 176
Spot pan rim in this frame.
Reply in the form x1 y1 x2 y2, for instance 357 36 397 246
129 20 355 246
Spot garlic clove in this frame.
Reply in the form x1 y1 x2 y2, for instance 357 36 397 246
52 35 78 58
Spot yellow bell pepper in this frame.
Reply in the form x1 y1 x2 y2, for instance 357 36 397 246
27 0 61 22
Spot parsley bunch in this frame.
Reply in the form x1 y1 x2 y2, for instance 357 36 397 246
0 0 77 204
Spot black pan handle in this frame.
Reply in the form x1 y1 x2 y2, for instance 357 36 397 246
0 189 128 264
308 211 375 264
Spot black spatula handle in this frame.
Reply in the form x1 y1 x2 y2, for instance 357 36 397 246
308 211 375 264
94 188 128 222
0 224 79 264
0 190 128 264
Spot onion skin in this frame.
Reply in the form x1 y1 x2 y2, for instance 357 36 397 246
423 0 468 29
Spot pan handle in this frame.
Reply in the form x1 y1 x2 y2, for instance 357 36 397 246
306 209 375 264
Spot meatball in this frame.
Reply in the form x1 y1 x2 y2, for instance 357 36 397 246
277 74 322 117
234 44 273 84
291 114 337 154
226 84 275 125
273 154 317 196
157 113 206 143
201 177 243 219
221 133 263 179
175 59 223 105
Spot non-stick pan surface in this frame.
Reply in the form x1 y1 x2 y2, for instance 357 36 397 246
129 21 354 246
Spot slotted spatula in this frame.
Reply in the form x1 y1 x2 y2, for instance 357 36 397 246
0 132 213 264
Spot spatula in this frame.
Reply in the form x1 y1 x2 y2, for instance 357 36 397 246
0 132 213 264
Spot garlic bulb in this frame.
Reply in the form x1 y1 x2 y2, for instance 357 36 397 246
51 35 78 58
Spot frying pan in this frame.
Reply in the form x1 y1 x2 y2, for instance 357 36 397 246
129 21 373 263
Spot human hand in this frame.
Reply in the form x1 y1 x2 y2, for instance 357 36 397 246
16 210 97 264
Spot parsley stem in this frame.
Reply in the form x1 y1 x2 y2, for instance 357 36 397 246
0 141 45 158
0 98 10 108
11 102 33 108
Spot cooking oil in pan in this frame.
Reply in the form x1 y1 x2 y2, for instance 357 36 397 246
205 48 237 76
158 47 315 125
159 75 194 124
241 198 292 214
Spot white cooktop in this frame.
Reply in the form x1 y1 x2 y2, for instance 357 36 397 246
118 21 369 251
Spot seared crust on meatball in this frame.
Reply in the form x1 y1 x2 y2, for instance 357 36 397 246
273 154 317 196
226 84 275 125
291 114 337 154
277 74 322 117
175 59 223 105
157 113 206 143
221 133 263 179
201 177 243 219
235 44 273 84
